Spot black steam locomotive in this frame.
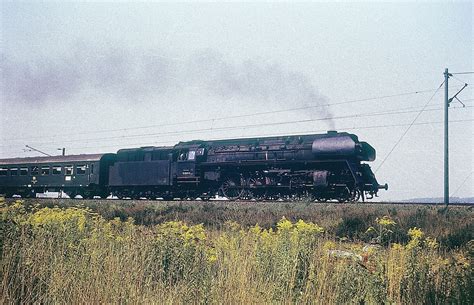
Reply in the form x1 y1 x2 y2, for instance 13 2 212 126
0 131 387 202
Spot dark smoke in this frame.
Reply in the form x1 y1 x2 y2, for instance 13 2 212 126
1 47 334 128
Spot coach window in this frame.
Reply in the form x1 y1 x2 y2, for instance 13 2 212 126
10 168 18 176
65 165 73 175
76 164 86 175
0 168 7 176
20 167 28 176
41 166 50 175
31 166 39 176
52 166 62 175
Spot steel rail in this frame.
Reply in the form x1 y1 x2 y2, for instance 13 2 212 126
8 197 474 206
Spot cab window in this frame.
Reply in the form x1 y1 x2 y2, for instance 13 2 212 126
20 167 28 176
178 150 189 161
188 150 196 160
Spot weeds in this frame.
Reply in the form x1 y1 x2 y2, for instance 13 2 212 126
1 198 472 304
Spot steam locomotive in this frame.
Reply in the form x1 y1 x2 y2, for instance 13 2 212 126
0 131 387 202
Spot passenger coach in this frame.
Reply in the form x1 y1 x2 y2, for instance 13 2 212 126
0 154 115 198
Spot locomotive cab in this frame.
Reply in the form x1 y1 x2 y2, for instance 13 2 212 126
172 143 207 188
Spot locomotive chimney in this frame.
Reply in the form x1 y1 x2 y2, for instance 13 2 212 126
327 130 338 135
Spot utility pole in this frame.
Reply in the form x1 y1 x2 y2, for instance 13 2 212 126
444 68 449 206
58 148 66 156
443 69 468 207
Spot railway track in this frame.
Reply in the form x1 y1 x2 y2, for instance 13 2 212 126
7 196 474 207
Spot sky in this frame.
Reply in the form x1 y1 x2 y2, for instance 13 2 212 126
0 1 472 200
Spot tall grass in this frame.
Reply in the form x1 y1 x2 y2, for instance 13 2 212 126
16 198 474 248
1 199 472 304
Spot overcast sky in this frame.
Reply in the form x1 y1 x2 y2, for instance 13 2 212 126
1 1 472 200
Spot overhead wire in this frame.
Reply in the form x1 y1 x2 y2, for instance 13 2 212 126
450 74 470 85
4 118 472 154
0 88 438 142
2 84 471 168
450 172 474 197
1 104 471 148
374 81 445 173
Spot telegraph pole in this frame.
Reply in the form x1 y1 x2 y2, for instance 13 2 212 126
444 68 449 206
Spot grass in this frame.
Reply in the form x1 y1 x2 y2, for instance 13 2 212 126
13 198 474 248
1 198 473 304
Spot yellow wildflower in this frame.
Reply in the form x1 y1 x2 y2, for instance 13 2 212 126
376 215 396 227
28 207 88 232
323 241 337 251
391 243 404 251
453 253 470 269
276 217 293 231
425 237 439 250
207 247 218 263
294 219 324 235
250 224 262 235
224 221 241 232
406 227 429 250
408 227 424 239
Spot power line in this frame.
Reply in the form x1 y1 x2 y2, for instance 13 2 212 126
0 88 438 142
450 172 473 197
5 118 472 155
375 81 445 173
2 103 470 149
451 72 474 75
2 98 470 148
450 75 471 86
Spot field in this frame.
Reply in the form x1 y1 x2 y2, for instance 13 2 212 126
1 198 473 304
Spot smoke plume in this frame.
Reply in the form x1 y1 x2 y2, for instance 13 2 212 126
1 46 334 128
